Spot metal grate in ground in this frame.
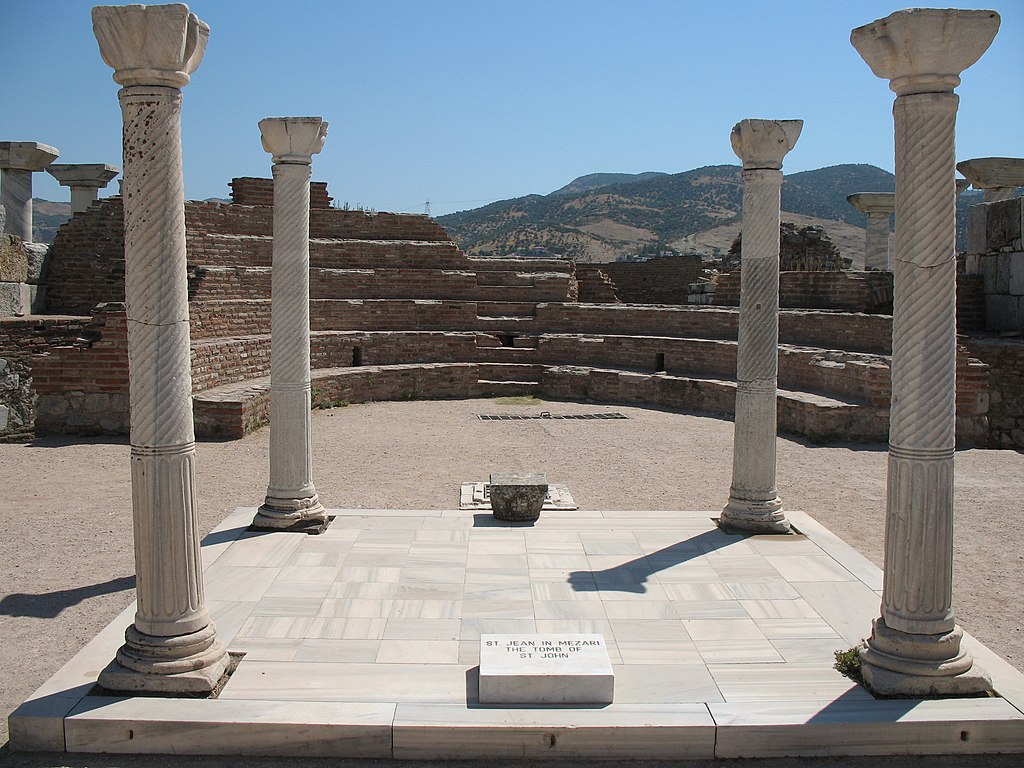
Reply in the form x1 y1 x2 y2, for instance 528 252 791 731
477 412 629 421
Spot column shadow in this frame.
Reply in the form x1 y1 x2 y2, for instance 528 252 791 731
568 527 745 594
0 575 135 618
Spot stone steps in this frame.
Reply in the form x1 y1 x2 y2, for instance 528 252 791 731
190 358 888 443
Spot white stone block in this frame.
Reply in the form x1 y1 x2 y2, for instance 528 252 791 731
479 633 614 705
1007 252 1024 295
966 205 988 255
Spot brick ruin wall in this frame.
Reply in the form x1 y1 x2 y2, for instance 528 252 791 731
599 255 703 304
16 177 1010 447
714 271 895 313
0 316 89 439
229 177 333 209
962 338 1024 449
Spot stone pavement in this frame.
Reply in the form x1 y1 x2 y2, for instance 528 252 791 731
10 506 1024 759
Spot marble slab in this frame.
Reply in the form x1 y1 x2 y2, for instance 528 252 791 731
393 702 715 760
65 698 394 757
478 634 614 705
12 506 1024 759
712 697 1024 757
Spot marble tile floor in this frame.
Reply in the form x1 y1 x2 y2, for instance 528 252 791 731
9 507 1024 759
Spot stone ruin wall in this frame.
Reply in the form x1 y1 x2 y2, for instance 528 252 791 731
959 196 1024 448
0 316 86 439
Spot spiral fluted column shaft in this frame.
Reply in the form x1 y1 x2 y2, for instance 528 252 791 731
864 210 892 270
252 116 328 531
722 168 789 533
851 5 999 696
254 162 325 527
120 85 208 637
882 92 959 636
92 2 227 693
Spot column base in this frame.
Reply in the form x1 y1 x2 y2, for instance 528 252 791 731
858 618 993 697
252 494 328 532
98 623 230 694
720 497 791 534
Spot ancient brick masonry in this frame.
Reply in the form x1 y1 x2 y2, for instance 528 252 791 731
599 255 703 304
0 316 86 439
715 271 894 313
29 168 997 448
230 176 332 209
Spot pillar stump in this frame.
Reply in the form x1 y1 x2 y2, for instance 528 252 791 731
721 118 802 534
847 192 895 271
252 117 329 532
851 7 999 697
0 142 60 242
47 163 120 214
93 2 228 693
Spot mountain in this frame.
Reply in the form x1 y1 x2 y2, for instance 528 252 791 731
439 164 982 264
31 198 72 245
550 171 668 196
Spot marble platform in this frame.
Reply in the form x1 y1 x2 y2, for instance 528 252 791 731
10 507 1024 759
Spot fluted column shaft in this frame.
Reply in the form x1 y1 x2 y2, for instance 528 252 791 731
727 168 784 522
864 210 892 270
882 92 959 637
851 6 999 696
268 161 317 502
255 164 325 527
721 118 800 534
120 84 208 638
252 116 328 531
93 2 227 693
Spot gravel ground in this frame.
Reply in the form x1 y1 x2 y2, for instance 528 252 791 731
1 397 1022 767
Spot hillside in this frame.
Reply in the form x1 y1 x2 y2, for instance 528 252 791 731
31 198 72 245
550 171 668 196
439 164 981 264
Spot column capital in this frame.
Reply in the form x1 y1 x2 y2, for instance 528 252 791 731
847 192 895 215
92 3 209 88
729 119 802 170
851 8 999 96
47 163 120 189
956 157 1024 193
259 117 328 165
0 142 59 172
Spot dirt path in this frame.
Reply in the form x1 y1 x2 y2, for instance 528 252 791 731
2 397 1022 757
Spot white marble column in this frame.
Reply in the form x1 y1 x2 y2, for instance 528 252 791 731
957 157 1024 202
847 192 895 270
0 142 60 241
252 117 329 532
93 3 228 693
721 119 802 534
47 163 120 214
852 7 999 697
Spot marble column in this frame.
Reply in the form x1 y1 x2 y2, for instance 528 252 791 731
721 119 802 534
847 192 895 271
956 157 1024 202
47 163 120 214
0 142 60 241
252 117 329 532
92 3 228 693
851 7 999 696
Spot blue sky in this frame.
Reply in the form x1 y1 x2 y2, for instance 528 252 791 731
3 1 1021 216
